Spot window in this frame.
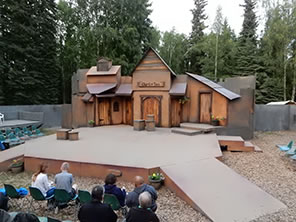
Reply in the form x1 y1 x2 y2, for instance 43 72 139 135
113 101 119 112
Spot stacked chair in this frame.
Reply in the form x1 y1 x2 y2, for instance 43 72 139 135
0 125 44 149
277 141 296 159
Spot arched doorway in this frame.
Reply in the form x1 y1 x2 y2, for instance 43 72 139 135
141 96 161 126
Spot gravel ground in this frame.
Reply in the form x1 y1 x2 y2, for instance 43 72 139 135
223 131 296 222
1 130 295 222
0 172 207 222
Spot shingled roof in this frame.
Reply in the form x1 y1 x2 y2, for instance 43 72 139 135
186 73 240 100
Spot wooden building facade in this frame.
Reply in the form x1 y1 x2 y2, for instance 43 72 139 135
71 48 240 128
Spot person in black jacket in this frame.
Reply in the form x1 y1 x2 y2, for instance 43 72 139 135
104 173 126 206
126 191 159 222
78 185 117 222
126 176 158 212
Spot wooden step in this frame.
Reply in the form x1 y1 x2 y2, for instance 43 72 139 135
218 136 255 152
227 142 255 152
171 128 203 136
218 135 245 147
180 123 220 133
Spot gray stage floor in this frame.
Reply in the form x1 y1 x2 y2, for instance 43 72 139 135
23 125 222 168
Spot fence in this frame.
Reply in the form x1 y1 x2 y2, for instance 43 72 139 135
255 105 296 131
0 105 65 128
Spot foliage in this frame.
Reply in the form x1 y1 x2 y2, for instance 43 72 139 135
11 159 24 168
88 120 95 125
188 0 208 74
211 115 225 121
179 96 190 104
159 29 189 74
148 173 164 181
0 0 61 105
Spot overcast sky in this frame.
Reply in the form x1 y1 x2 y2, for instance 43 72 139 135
149 0 264 36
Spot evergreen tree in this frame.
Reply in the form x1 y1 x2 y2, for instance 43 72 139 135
0 0 60 105
187 0 208 74
236 0 260 76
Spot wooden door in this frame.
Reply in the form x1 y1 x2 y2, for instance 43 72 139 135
98 99 111 125
142 97 160 126
171 99 181 127
199 93 212 123
126 99 133 125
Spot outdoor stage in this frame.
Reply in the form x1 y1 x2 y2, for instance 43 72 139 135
21 125 285 222
0 119 41 129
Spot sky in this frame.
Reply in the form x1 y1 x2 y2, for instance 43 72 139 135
149 0 264 36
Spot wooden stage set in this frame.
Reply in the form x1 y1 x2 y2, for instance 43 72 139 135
17 126 285 221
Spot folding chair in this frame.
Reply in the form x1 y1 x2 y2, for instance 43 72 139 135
54 189 78 214
103 193 127 216
78 190 91 205
29 187 54 213
34 129 44 137
278 141 294 151
4 184 28 210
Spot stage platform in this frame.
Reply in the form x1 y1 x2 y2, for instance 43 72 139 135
0 120 41 129
24 125 222 168
2 125 285 221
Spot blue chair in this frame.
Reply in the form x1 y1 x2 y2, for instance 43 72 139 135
34 129 44 137
278 141 294 151
286 146 296 155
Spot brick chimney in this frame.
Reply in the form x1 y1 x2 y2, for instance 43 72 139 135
97 58 112 71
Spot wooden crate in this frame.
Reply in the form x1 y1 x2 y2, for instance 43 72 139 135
56 129 71 140
69 131 79 141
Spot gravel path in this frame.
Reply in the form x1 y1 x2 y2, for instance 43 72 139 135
1 130 295 222
223 131 296 222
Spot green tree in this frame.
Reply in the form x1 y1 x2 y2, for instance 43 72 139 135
188 0 208 74
159 28 188 74
0 0 61 105
200 19 237 80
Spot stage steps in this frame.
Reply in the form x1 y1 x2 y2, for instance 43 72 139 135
161 158 286 222
171 123 221 135
180 122 221 132
218 135 255 152
171 128 203 136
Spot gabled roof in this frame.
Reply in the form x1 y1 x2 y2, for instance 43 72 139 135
186 73 240 100
131 47 176 76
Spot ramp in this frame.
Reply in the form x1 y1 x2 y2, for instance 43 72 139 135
161 158 286 222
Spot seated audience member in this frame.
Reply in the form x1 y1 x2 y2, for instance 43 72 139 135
126 192 159 222
104 173 126 206
12 212 39 222
78 185 117 222
0 209 11 222
126 176 158 212
32 163 55 197
0 193 8 211
55 162 77 198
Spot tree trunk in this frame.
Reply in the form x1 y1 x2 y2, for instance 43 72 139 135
214 33 219 82
292 63 296 101
284 59 287 101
